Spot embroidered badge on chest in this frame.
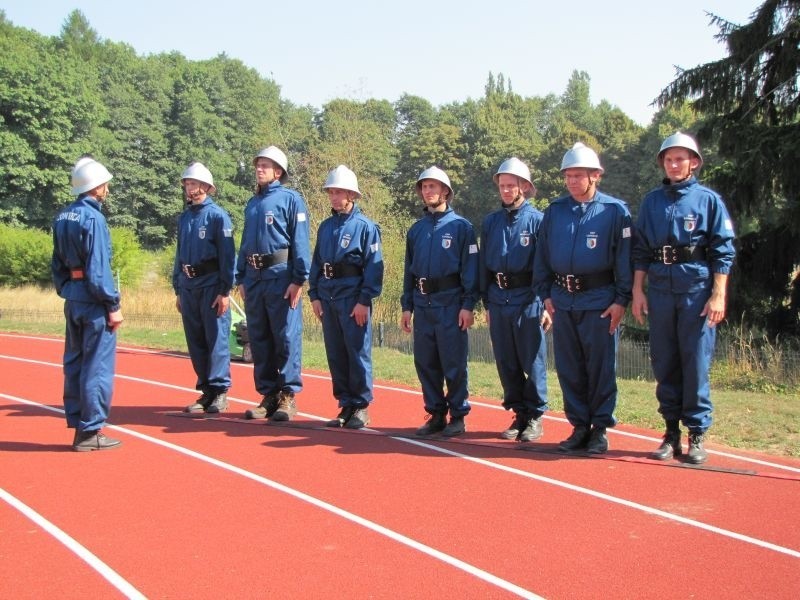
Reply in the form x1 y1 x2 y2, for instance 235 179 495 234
441 233 453 249
520 233 530 247
199 226 206 240
683 215 697 232
341 234 351 249
586 233 598 249
265 212 274 226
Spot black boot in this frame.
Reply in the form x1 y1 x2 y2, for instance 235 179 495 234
586 426 608 454
558 425 590 452
651 421 682 461
245 393 278 419
416 412 447 436
441 415 466 437
327 406 355 427
205 392 228 414
686 431 708 464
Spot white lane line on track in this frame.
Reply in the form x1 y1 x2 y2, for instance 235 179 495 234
0 486 147 600
4 390 800 563
0 394 543 600
2 343 799 476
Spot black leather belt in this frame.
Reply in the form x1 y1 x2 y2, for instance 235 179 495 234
322 262 363 279
182 258 220 279
554 270 614 293
652 245 707 265
246 248 289 269
492 271 533 290
414 273 461 295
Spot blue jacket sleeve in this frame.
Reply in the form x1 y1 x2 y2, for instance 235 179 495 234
459 222 479 311
358 223 384 306
83 217 121 312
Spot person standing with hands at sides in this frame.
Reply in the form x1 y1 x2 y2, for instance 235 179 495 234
173 162 236 414
52 158 124 451
632 133 736 465
236 146 310 422
401 166 479 438
533 143 632 454
480 157 550 442
309 166 384 429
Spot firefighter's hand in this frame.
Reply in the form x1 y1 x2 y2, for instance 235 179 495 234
401 310 413 333
212 295 229 317
601 303 626 334
285 283 303 309
351 303 369 327
237 284 246 302
312 299 323 321
540 309 552 333
458 309 474 331
108 309 124 332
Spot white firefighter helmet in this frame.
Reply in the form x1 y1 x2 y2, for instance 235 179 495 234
560 142 604 173
181 161 217 195
322 165 361 198
493 157 537 198
71 160 113 195
71 156 96 176
253 145 289 183
658 132 704 169
416 166 453 200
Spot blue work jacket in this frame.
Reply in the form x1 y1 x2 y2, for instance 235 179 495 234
632 177 736 294
51 195 120 313
308 204 384 306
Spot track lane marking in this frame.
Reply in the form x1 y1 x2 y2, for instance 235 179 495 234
0 486 147 599
2 344 799 475
3 391 800 563
0 394 543 600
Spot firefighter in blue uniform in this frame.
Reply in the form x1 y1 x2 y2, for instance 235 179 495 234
534 143 632 454
401 166 479 437
173 162 236 414
480 157 550 442
52 159 124 451
236 146 310 421
632 133 736 465
309 166 384 429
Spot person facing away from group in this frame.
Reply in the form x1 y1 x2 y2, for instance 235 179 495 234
480 157 550 442
632 132 736 465
401 166 479 438
533 143 633 455
236 146 311 422
172 162 236 415
309 166 384 429
51 157 124 451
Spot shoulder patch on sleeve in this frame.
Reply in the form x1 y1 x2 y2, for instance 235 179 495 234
724 219 734 231
622 227 631 238
370 242 380 252
297 212 307 222
469 244 478 254
223 228 233 237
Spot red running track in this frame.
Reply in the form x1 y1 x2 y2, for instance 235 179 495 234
1 332 799 599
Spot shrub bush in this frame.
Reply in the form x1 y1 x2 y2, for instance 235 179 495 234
0 224 52 285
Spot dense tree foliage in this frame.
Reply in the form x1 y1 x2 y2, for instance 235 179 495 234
656 0 800 336
2 6 797 336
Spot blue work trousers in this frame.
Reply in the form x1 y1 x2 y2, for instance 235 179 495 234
488 302 548 418
647 288 715 432
320 297 373 407
244 279 303 396
552 308 618 428
62 301 116 432
179 285 231 394
412 303 471 417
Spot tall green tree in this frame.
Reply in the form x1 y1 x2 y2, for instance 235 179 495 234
656 0 800 335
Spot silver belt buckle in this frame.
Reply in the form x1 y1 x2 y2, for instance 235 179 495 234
662 245 674 265
416 277 427 294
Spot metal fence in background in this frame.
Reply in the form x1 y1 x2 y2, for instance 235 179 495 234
4 308 798 387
